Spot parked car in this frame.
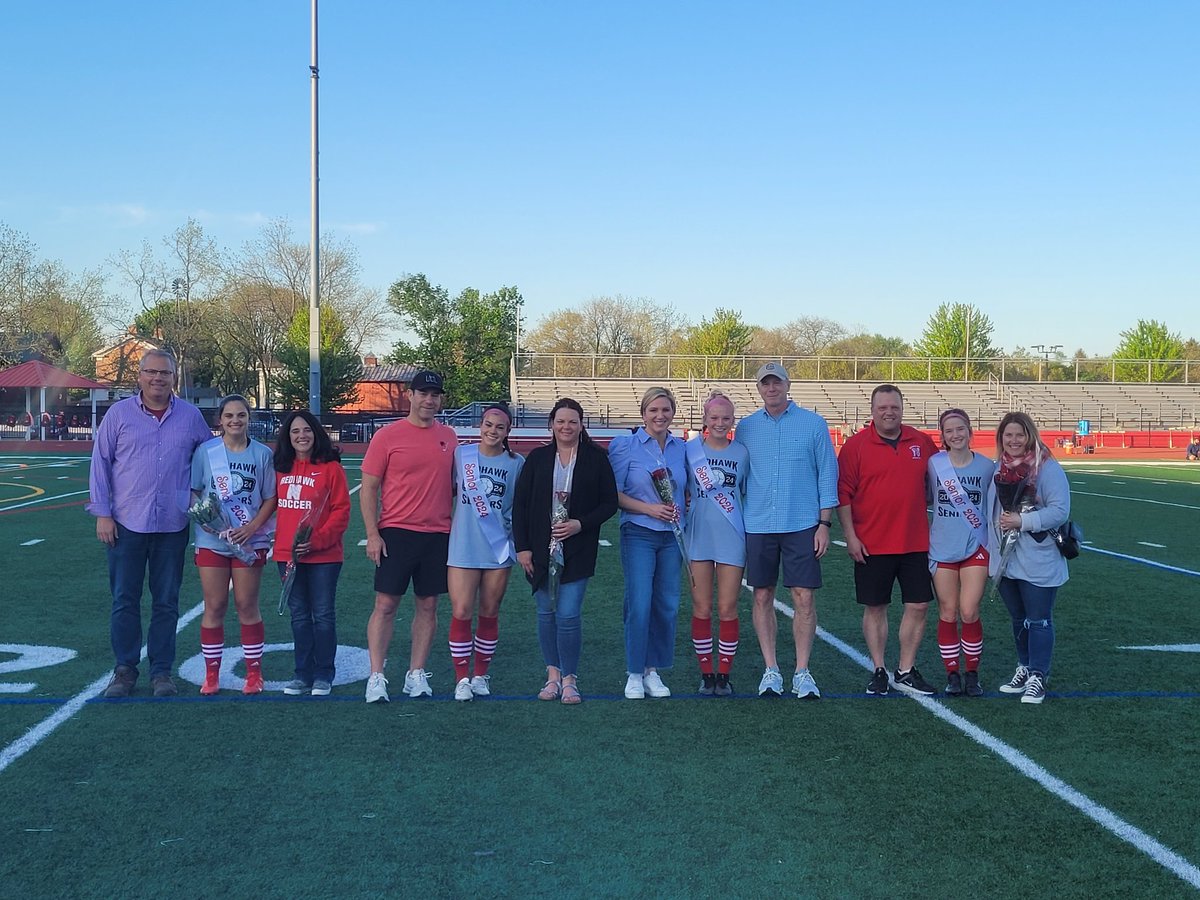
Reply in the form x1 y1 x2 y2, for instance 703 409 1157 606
249 410 279 441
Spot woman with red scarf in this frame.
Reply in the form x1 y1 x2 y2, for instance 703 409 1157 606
984 412 1071 705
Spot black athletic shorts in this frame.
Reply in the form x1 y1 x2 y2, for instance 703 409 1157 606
374 528 449 597
853 551 932 606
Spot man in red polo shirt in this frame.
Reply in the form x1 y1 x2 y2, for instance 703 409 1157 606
837 384 939 696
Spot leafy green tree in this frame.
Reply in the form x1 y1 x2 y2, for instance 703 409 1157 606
275 307 361 411
1112 319 1184 382
0 224 109 371
912 303 997 380
678 308 753 377
386 273 520 407
820 332 912 380
133 299 220 390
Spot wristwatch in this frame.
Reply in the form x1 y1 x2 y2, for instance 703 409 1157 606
818 520 832 528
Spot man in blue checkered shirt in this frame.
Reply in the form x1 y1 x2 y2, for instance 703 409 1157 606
734 363 839 699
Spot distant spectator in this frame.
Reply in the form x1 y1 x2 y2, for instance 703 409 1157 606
1186 441 1200 461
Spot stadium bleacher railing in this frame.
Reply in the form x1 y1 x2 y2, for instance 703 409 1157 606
514 353 1200 384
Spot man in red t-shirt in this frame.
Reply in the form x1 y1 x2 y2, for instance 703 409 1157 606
837 384 939 697
360 370 457 703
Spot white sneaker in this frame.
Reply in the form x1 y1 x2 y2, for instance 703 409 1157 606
454 677 474 702
365 672 389 703
624 673 645 699
643 671 671 698
757 667 784 696
470 675 491 697
792 670 821 699
404 669 433 698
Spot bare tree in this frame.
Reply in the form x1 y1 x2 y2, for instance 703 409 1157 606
234 218 387 353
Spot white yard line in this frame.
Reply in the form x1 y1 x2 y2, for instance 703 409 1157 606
765 593 1200 890
1073 490 1200 511
0 489 90 511
1081 546 1200 577
0 482 364 777
0 601 206 776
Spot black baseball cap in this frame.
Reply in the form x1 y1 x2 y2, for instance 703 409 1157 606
410 369 445 393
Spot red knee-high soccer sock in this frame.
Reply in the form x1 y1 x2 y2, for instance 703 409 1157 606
201 625 224 678
717 618 739 675
473 615 498 677
449 616 473 681
937 619 961 673
961 619 983 671
241 621 265 672
692 616 714 675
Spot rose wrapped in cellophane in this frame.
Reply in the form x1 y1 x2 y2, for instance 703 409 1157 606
278 491 329 615
650 466 693 585
187 491 259 566
548 489 570 603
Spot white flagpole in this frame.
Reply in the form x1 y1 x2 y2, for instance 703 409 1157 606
308 0 322 415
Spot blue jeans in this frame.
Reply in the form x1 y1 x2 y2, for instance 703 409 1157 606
278 561 341 684
620 523 682 673
108 523 190 678
535 578 589 677
997 577 1058 677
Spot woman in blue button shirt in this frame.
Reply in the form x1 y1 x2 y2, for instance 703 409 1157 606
608 386 688 700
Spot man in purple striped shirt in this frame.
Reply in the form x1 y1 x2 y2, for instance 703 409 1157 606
88 349 213 698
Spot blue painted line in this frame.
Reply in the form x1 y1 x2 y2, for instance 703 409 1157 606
5 688 1200 705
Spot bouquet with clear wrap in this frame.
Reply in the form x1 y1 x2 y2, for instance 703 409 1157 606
186 492 259 566
277 491 329 615
993 452 1039 582
548 490 570 603
650 466 693 584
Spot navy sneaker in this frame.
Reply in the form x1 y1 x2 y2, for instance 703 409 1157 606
944 671 963 696
867 667 890 696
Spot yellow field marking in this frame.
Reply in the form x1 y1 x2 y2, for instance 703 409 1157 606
0 483 45 504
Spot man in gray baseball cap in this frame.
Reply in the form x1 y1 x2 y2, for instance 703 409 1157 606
734 362 839 698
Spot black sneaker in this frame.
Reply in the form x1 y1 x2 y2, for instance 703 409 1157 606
944 671 963 696
866 667 890 695
103 665 137 699
699 673 717 696
964 670 983 697
714 673 733 697
893 667 938 696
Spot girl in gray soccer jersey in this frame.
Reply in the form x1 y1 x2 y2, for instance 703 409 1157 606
447 404 524 702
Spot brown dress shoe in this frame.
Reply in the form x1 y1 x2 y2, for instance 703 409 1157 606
103 665 137 699
151 674 178 698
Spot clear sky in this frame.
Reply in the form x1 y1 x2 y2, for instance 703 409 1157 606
3 1 1197 356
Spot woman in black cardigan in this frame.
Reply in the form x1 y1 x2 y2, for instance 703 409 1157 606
513 398 618 704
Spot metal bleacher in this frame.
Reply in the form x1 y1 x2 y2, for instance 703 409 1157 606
514 375 1200 431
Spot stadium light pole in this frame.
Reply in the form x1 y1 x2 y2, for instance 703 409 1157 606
308 0 322 415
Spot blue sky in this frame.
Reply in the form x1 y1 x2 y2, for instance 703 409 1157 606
3 2 1197 356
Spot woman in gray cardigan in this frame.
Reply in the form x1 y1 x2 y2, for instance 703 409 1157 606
986 411 1071 705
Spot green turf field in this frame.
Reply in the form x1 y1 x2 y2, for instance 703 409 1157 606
1 453 1198 898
